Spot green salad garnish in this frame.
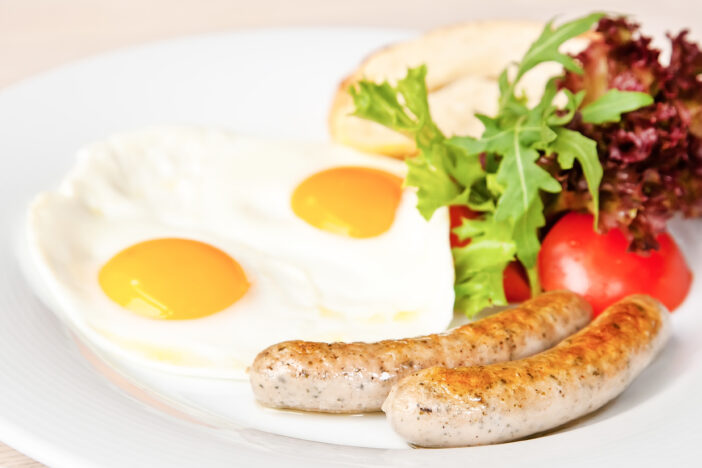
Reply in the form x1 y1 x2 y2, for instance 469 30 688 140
350 13 653 317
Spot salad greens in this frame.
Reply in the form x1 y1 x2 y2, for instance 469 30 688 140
350 13 654 317
580 89 653 124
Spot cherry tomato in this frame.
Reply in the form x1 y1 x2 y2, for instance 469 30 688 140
538 212 692 316
503 261 532 303
449 206 532 303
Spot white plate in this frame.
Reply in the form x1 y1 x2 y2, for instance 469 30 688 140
2 22 702 468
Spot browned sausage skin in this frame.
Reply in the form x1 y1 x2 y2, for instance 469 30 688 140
250 290 592 413
383 294 671 447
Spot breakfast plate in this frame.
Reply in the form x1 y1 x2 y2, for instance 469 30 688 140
1 19 702 468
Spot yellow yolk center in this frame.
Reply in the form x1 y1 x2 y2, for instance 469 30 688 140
98 238 249 320
291 166 403 238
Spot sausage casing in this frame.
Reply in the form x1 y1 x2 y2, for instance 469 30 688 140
250 290 592 413
382 294 671 447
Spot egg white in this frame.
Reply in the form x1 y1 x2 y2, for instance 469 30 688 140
27 126 454 378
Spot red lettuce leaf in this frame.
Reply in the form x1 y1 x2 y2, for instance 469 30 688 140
555 17 702 251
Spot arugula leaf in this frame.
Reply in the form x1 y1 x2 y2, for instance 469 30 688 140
518 13 604 77
513 198 547 269
531 77 560 118
547 89 586 127
580 89 654 124
500 12 604 110
493 124 561 222
550 128 603 224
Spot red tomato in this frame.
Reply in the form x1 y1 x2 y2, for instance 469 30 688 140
503 261 532 303
538 212 692 316
449 206 532 303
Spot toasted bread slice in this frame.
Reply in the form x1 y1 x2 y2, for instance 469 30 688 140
330 21 588 158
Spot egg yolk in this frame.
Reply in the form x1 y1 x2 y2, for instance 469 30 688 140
291 166 403 238
98 238 249 320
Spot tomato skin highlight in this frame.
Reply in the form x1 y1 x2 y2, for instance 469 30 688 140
449 206 532 303
538 212 692 316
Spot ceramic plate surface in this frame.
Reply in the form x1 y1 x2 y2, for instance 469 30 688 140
1 13 702 468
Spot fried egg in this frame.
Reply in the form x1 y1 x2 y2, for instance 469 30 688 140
27 126 454 378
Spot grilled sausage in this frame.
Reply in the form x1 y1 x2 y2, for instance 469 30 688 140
383 294 671 447
250 290 592 413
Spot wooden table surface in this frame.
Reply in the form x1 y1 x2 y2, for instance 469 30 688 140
0 0 693 466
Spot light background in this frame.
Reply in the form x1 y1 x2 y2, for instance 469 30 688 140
0 0 698 466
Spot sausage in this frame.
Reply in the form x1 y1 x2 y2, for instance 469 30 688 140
382 294 671 447
250 290 592 413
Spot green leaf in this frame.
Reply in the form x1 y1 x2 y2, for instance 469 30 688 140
497 12 604 112
513 198 548 296
454 270 508 317
447 144 484 189
449 122 545 157
350 81 416 132
493 122 561 222
580 89 654 124
405 135 486 220
512 198 547 270
547 89 586 126
396 66 444 147
515 13 604 82
531 77 560 118
485 174 503 197
551 128 603 224
452 220 515 285
466 197 495 212
351 65 456 219
405 144 462 219
446 135 488 156
395 66 432 117
463 177 497 211
452 216 516 317
350 65 443 149
452 216 495 244
498 69 510 96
